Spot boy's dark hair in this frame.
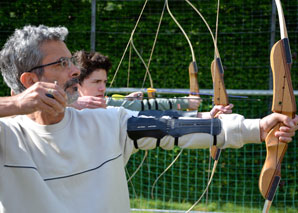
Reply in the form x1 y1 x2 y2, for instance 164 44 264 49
73 50 112 84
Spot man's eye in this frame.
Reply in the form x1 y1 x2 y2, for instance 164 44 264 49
60 59 68 67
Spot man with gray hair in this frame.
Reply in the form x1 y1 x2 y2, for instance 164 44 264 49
0 25 297 212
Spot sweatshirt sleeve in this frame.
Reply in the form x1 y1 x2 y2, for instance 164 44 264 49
218 114 261 149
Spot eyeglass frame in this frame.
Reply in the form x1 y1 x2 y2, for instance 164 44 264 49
26 57 77 73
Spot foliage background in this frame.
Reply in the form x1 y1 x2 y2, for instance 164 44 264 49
0 0 297 212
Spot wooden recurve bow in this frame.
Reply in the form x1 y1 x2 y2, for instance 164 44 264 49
259 1 296 212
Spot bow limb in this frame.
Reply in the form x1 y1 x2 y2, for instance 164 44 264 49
166 0 199 100
166 0 202 108
259 1 296 212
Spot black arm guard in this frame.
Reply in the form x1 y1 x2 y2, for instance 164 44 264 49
127 116 221 149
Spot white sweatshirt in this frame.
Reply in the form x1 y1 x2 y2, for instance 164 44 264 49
0 107 261 213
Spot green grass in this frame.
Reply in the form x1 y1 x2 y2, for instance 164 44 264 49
130 198 297 212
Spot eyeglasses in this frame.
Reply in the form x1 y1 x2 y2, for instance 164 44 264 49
26 57 77 73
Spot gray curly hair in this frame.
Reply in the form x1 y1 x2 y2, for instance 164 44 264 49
0 25 68 94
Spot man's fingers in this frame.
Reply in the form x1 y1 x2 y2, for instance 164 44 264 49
91 96 106 101
43 95 65 113
277 136 293 143
125 91 143 100
275 113 296 128
279 125 298 133
88 101 106 108
275 127 296 137
45 88 67 108
210 104 233 117
43 85 68 113
76 96 107 109
36 82 67 110
275 127 295 143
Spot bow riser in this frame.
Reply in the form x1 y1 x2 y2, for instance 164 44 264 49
189 62 200 96
210 57 229 160
211 58 229 106
270 39 296 116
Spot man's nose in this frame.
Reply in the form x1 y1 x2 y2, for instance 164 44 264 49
70 64 81 77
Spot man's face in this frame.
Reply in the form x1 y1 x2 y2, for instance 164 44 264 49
78 69 107 98
39 40 81 103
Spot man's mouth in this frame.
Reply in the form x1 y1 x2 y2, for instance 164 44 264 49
64 78 79 105
64 78 79 91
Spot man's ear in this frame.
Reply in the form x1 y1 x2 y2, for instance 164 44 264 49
20 72 39 89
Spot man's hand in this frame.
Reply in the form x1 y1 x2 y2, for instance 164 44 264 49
210 104 234 118
70 96 107 110
197 104 233 119
187 95 202 110
260 113 298 142
125 91 143 101
5 82 67 117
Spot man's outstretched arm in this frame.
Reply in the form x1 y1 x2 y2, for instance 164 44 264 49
0 82 67 117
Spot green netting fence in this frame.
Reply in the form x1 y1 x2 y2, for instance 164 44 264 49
0 0 298 212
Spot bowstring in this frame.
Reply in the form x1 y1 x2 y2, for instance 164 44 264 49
125 0 167 183
127 43 132 87
206 0 221 206
151 148 184 199
130 39 154 88
108 0 149 90
185 0 222 211
166 0 196 62
108 0 151 194
151 0 197 199
142 0 167 88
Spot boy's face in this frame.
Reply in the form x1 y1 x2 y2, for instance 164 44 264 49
78 69 107 98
